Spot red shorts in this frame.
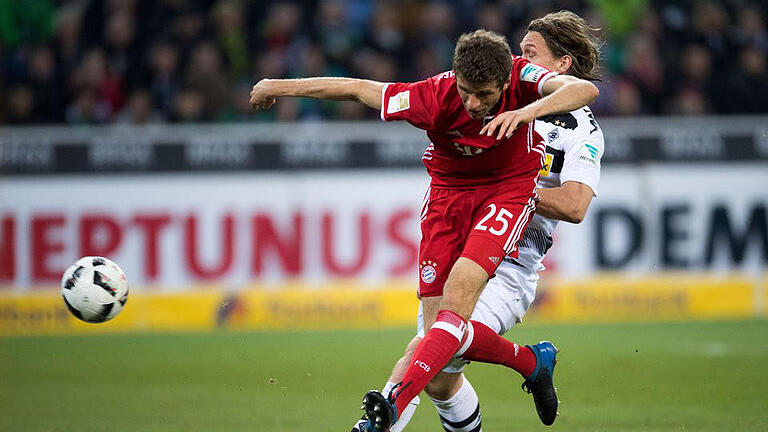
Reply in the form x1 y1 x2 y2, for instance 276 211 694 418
417 182 537 297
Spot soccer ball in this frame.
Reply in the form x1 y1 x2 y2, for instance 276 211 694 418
61 256 129 323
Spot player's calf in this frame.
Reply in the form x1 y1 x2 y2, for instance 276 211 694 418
457 322 559 425
427 375 483 432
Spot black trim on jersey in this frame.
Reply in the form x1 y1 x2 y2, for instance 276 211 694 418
539 113 578 130
584 108 599 134
503 257 526 267
517 227 553 256
545 146 565 174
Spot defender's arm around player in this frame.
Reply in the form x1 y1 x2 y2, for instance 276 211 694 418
250 28 598 432
354 11 605 432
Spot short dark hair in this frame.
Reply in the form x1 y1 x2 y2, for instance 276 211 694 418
453 30 513 89
527 10 603 81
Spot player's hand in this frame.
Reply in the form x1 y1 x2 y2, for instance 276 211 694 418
250 79 277 111
480 107 537 140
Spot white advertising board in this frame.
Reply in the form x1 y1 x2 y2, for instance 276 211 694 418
553 163 768 277
1 164 766 290
0 171 428 290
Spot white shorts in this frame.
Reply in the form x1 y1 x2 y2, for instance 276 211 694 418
416 256 540 373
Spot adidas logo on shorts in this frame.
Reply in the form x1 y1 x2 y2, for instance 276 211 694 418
489 256 500 265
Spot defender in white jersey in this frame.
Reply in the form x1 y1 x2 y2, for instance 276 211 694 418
427 104 604 353
352 11 604 432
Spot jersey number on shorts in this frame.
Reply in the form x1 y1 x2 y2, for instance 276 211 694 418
474 204 515 236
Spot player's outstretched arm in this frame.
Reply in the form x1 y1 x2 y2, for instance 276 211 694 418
481 75 599 139
535 181 594 223
250 78 385 111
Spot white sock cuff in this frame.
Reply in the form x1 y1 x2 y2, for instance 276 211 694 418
433 311 468 343
382 381 397 398
454 320 474 357
432 321 465 342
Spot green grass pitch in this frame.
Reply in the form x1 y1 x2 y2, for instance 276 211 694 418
1 320 767 431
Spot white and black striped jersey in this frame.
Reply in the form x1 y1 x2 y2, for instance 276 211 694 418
512 106 604 271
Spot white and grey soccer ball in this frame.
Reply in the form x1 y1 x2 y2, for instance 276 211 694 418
61 256 129 323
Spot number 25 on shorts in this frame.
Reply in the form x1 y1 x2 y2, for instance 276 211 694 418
474 204 515 236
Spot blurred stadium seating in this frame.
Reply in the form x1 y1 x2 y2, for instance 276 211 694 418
2 0 768 124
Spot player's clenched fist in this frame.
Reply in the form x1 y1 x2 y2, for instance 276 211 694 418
250 79 277 111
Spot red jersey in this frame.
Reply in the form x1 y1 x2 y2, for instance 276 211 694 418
381 56 556 188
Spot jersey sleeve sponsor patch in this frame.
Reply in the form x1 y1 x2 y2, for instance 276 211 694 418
577 142 601 165
387 90 410 114
519 63 550 83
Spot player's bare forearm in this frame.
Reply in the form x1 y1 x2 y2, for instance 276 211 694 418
250 78 385 111
535 181 594 223
531 75 599 118
481 77 598 139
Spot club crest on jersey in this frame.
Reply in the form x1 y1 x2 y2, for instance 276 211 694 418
453 142 483 156
547 129 559 143
420 260 437 284
387 90 410 114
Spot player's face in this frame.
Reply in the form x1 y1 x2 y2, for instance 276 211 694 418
455 75 507 120
520 31 569 74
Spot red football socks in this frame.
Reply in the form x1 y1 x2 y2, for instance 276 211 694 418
393 310 467 415
461 320 536 378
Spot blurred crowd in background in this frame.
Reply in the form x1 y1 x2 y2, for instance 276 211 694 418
2 0 767 125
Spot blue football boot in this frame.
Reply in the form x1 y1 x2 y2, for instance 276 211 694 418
522 341 560 426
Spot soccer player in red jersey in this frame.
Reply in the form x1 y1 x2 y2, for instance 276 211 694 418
250 29 598 432
351 11 606 432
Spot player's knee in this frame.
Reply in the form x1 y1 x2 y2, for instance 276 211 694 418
440 300 471 320
441 286 476 319
442 258 489 318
